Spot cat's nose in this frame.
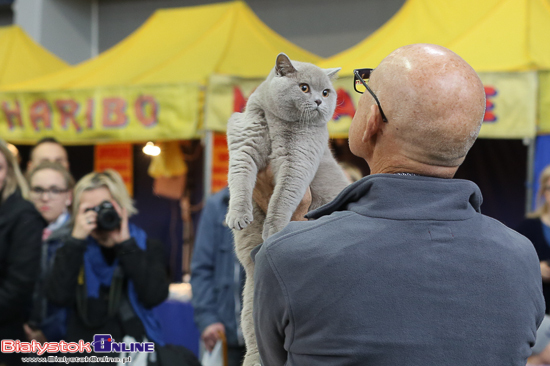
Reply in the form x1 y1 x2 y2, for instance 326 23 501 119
315 99 322 106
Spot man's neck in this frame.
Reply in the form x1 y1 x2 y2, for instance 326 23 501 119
367 156 458 179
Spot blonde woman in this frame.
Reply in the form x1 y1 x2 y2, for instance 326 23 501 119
25 161 74 343
45 170 169 356
0 139 45 366
517 165 550 364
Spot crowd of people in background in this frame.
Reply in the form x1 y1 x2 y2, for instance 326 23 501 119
0 137 201 366
3 131 550 366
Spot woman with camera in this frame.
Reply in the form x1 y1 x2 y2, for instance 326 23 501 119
46 170 169 357
0 139 45 366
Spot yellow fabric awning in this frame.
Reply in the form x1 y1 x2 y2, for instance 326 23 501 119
319 0 550 74
0 1 321 144
314 0 550 139
0 25 68 86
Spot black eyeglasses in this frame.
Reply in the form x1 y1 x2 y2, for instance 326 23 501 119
353 68 388 122
30 187 69 198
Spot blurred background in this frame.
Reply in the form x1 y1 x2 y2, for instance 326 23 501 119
1 0 547 280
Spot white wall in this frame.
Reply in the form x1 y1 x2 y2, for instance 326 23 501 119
14 0 91 65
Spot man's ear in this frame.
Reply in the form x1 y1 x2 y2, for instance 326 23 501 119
362 104 384 143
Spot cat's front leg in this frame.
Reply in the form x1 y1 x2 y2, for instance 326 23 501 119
226 109 269 231
262 160 316 240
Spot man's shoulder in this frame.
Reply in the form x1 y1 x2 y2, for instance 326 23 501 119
477 213 540 264
261 210 357 256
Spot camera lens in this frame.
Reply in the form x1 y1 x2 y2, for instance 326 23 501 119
96 201 121 231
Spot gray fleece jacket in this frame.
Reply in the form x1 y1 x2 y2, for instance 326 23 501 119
253 174 544 366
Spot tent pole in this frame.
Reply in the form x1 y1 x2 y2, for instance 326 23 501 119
204 130 213 199
525 137 536 214
91 0 98 58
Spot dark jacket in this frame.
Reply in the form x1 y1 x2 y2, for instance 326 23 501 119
0 190 46 341
253 174 544 366
190 187 245 347
45 235 169 344
28 217 72 342
516 218 550 314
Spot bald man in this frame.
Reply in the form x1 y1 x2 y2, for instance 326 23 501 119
252 44 544 366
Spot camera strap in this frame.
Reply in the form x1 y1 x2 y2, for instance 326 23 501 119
76 265 124 328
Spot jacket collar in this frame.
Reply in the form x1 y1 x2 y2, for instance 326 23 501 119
306 174 483 221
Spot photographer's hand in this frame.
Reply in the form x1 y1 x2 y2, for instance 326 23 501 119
72 203 97 240
108 201 130 245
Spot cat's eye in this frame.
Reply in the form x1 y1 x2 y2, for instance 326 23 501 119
322 89 330 97
299 84 310 93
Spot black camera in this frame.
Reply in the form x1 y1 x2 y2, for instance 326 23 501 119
86 200 121 231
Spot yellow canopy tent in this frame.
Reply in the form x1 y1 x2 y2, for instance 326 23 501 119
0 1 320 144
204 0 550 138
0 25 68 86
314 0 550 138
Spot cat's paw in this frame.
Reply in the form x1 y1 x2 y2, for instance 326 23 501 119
226 209 253 230
242 352 262 366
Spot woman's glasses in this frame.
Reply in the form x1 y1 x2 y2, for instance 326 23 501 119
30 186 69 199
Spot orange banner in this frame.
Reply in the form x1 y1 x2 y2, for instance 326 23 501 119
94 143 134 196
211 133 229 194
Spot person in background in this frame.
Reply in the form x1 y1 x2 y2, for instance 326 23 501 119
517 164 550 365
0 139 45 366
27 137 69 171
339 162 363 183
190 187 246 366
25 161 75 343
45 170 168 361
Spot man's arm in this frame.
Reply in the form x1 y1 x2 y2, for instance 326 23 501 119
253 244 290 366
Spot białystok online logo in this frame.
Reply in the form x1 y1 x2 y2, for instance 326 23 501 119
1 335 154 355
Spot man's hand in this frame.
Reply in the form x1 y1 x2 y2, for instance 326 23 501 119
541 261 550 282
23 324 47 343
253 166 312 221
202 322 225 352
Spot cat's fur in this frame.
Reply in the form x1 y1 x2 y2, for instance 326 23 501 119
226 54 350 366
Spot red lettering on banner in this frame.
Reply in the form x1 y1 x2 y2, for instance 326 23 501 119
56 99 82 132
86 99 94 129
332 88 356 120
135 95 158 127
233 87 248 113
102 97 127 128
484 86 497 122
1 101 23 130
29 100 52 132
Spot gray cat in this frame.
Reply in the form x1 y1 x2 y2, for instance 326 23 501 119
226 53 350 366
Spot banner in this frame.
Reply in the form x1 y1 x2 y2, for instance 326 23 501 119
0 84 201 144
211 133 229 194
539 71 550 134
94 144 134 196
205 72 538 139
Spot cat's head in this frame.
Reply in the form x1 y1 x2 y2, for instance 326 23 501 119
266 53 340 124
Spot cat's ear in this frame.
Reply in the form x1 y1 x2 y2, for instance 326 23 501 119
275 53 297 77
325 67 341 80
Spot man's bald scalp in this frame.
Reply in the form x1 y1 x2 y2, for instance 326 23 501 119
371 44 486 167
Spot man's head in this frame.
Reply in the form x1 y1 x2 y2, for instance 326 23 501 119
349 44 486 178
28 137 69 172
